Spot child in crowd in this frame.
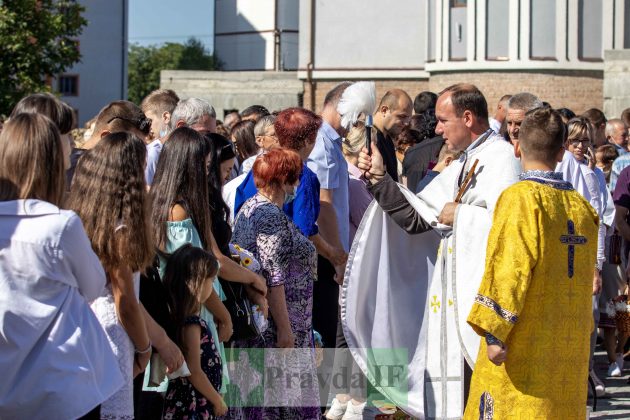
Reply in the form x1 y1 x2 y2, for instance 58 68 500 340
162 244 228 419
464 107 598 419
595 143 619 185
415 143 462 192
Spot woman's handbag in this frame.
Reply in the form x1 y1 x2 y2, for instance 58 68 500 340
222 277 260 341
222 243 264 341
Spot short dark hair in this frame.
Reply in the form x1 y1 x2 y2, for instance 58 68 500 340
597 144 618 165
519 106 566 162
582 108 607 128
240 105 270 121
11 93 74 134
409 112 437 141
323 82 352 108
439 83 489 120
395 126 422 153
413 91 438 114
556 108 576 121
230 120 258 160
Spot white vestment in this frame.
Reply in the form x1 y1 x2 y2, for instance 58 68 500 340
341 133 521 419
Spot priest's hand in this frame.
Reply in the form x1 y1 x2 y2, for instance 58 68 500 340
438 202 458 226
358 141 386 184
487 344 507 366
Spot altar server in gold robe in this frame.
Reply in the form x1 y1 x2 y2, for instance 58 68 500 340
464 106 599 419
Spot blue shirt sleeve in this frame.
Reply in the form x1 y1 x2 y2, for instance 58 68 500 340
284 165 320 237
234 170 258 216
307 134 340 189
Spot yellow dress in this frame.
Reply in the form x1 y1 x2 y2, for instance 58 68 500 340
463 175 598 420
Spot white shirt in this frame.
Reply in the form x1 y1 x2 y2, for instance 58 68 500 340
240 153 259 175
489 117 502 133
0 199 124 418
223 173 247 225
145 139 163 186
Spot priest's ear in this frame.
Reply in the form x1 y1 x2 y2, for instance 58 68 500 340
513 140 521 159
462 110 474 128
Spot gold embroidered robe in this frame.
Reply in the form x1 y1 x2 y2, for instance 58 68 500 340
463 177 598 420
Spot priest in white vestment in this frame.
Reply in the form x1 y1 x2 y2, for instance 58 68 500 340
342 84 521 419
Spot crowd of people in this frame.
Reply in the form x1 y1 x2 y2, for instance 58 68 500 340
0 81 629 420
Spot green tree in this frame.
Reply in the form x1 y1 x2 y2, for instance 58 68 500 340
127 37 222 105
0 0 86 116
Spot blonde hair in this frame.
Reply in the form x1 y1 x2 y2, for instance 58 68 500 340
343 121 376 157
567 117 594 143
0 113 65 206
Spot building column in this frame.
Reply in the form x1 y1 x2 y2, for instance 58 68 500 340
519 0 531 61
556 0 568 62
614 0 625 49
442 0 450 61
475 0 487 62
508 0 520 61
435 0 444 62
567 0 579 62
466 0 477 61
603 0 615 51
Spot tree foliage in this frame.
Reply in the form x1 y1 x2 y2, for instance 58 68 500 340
128 38 222 105
0 0 86 116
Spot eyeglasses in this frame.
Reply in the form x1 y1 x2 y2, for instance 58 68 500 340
569 138 591 148
107 116 152 135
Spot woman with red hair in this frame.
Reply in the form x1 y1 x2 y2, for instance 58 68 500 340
232 148 320 419
233 107 347 267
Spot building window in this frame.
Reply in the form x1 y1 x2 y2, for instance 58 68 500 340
58 75 79 96
451 0 467 7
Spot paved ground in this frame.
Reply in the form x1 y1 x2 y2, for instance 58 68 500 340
588 349 630 419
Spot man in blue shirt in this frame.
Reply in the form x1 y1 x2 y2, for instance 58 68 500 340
307 83 352 353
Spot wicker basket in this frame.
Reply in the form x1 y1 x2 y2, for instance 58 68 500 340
614 295 630 335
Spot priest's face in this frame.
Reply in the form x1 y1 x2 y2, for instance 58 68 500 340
435 94 471 152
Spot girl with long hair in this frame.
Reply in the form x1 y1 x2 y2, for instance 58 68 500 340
0 113 123 419
204 132 236 254
150 127 268 394
162 245 228 419
67 131 159 419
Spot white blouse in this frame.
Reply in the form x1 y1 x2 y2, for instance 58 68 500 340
0 199 124 418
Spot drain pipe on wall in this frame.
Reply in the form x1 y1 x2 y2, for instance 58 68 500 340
306 0 316 111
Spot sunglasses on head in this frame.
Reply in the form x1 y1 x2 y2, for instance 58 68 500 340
107 115 152 135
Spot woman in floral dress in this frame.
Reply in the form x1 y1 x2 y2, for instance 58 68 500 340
232 149 320 420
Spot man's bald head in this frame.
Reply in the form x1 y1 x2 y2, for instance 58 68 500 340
373 89 413 139
379 89 413 113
